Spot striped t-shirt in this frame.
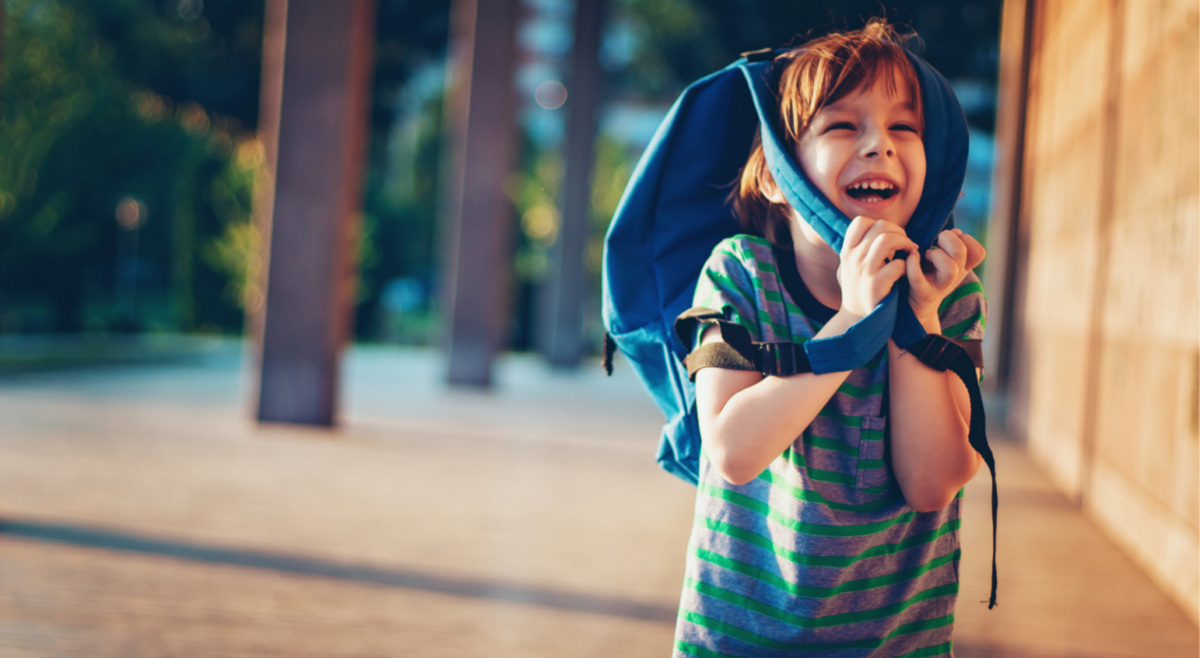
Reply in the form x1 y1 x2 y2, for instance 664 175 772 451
674 235 987 658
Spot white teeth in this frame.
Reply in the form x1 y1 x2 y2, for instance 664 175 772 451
850 180 895 191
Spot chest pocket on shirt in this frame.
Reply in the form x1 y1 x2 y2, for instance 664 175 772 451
856 415 891 489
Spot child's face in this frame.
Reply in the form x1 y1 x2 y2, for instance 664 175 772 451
795 69 925 230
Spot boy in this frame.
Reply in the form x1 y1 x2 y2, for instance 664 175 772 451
675 19 987 658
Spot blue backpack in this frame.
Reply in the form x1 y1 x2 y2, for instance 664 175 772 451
600 47 998 608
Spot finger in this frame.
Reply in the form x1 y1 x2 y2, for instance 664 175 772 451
959 233 986 270
861 218 908 248
936 231 969 270
906 249 934 295
925 247 963 288
848 220 897 262
879 257 907 287
843 216 875 253
865 233 918 273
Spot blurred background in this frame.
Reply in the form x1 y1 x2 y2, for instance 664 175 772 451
0 0 1001 345
0 0 1196 656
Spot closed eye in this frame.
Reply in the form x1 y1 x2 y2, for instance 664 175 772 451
890 123 919 133
824 122 856 133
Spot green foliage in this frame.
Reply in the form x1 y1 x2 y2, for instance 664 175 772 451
0 1 110 270
355 88 446 343
610 0 1001 115
0 0 998 346
201 140 264 314
587 134 637 276
0 0 264 334
512 148 565 282
610 0 724 99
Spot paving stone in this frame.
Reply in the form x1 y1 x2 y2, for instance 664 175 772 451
0 343 1193 656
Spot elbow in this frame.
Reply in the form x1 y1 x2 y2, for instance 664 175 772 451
906 492 957 514
706 445 763 486
718 467 760 487
903 465 980 512
900 480 961 513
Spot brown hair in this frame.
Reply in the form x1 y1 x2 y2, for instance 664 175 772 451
730 18 923 247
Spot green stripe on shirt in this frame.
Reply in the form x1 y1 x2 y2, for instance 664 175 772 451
937 280 984 314
690 547 960 599
838 380 886 397
781 448 859 486
805 434 858 457
696 516 962 569
676 610 955 652
817 407 862 428
942 313 986 339
686 578 959 629
699 483 918 536
757 467 900 512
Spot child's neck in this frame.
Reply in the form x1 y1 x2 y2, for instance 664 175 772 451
789 220 843 312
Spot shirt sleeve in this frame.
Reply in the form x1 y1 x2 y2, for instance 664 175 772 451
689 239 763 348
936 270 988 342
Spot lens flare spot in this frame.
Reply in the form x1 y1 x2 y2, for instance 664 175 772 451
115 197 147 230
534 80 567 110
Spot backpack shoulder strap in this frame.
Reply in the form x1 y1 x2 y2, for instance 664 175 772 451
908 333 997 609
674 307 814 381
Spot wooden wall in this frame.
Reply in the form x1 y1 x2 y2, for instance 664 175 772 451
997 0 1199 622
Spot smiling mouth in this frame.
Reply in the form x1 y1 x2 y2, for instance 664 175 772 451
845 180 898 202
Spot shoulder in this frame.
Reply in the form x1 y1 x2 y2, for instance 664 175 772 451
708 234 774 262
937 270 987 341
704 234 776 277
692 235 775 340
699 234 779 296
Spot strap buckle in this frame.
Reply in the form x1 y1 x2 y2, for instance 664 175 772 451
755 342 798 377
910 335 961 372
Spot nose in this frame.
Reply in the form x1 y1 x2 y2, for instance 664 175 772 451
860 125 895 159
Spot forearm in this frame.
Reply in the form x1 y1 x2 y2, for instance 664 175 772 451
886 321 982 512
697 310 859 485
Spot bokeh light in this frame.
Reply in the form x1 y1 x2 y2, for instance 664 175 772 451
114 197 147 231
534 80 567 110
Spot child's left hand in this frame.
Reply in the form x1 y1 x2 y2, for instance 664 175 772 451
905 228 986 329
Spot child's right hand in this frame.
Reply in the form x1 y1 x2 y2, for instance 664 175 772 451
835 216 918 320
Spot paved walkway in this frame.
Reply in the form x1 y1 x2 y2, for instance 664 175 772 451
0 342 1194 657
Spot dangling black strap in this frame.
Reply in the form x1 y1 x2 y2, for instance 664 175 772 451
909 334 998 609
602 332 617 376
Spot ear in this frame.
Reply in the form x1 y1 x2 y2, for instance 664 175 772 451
760 167 786 206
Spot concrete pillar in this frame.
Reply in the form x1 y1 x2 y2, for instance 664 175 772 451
540 0 604 369
440 0 520 387
257 0 375 425
983 0 1035 393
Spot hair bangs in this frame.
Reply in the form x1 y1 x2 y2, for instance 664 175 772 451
728 18 923 250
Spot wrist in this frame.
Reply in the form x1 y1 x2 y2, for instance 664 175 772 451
915 311 941 334
834 307 865 324
817 309 864 339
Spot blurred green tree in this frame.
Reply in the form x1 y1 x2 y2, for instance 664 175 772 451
353 0 450 342
0 0 264 333
612 0 1000 127
0 0 996 344
0 0 452 337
